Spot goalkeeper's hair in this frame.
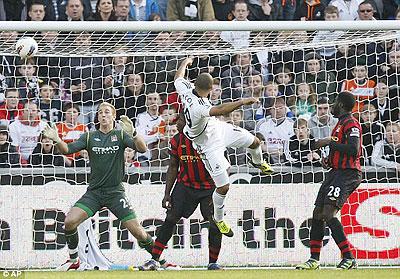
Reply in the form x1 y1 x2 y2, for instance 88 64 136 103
195 73 213 91
98 102 116 117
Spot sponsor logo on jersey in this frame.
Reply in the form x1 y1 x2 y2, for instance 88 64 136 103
111 135 118 142
92 146 119 154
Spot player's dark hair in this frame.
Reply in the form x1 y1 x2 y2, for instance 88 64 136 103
317 96 329 105
337 91 356 112
195 73 213 91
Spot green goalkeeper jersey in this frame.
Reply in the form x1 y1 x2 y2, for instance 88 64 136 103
67 129 135 192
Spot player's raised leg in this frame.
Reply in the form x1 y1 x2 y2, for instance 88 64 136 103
247 136 273 174
57 207 88 271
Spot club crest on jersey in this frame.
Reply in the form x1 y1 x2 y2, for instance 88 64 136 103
111 135 118 142
335 125 341 133
94 138 101 142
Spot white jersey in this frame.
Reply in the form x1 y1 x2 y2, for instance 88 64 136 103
9 119 46 160
255 117 294 152
174 77 220 149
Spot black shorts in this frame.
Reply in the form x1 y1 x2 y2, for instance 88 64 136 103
314 169 362 209
168 182 214 221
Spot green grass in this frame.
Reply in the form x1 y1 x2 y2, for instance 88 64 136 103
22 269 400 279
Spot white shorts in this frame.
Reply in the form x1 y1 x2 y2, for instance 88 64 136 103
196 122 255 187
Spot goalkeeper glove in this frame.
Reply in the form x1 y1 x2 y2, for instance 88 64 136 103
43 123 62 144
118 115 137 137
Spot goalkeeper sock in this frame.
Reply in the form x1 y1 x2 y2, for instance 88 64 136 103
247 146 263 165
65 228 79 260
212 191 226 222
151 219 175 261
208 222 222 263
138 234 154 255
309 219 325 261
327 218 354 259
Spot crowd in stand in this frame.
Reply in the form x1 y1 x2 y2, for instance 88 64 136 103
0 0 400 174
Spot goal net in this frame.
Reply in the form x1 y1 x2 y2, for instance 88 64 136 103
0 21 399 269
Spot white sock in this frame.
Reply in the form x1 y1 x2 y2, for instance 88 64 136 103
247 145 263 165
212 191 226 222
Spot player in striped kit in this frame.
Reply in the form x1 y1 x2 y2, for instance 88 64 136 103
297 92 362 270
139 113 224 271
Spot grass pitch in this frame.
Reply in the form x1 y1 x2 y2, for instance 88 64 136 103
23 268 399 279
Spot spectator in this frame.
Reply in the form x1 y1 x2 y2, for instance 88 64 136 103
223 111 247 166
15 58 41 102
8 102 46 165
135 92 165 166
56 103 88 164
212 0 234 21
360 103 384 165
262 81 281 116
112 73 146 123
125 147 141 167
308 96 338 140
161 107 178 126
220 0 250 49
371 79 399 125
37 84 62 123
371 122 400 172
27 0 46 21
60 0 92 21
0 89 23 127
2 0 27 20
341 63 375 115
221 52 260 101
294 0 325 21
110 55 130 98
247 0 273 21
242 74 264 130
30 134 69 167
92 0 117 21
62 32 113 127
115 0 130 20
129 0 160 21
167 0 215 20
0 125 19 168
284 118 321 167
357 0 376 20
295 52 337 99
272 0 296 20
0 65 8 102
292 83 316 120
210 78 222 106
256 97 294 164
312 6 344 66
274 65 295 98
329 0 360 20
382 0 399 19
152 124 179 166
380 49 400 101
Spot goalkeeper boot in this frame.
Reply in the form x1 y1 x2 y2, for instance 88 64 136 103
208 263 223 270
337 258 357 270
138 259 160 271
56 258 80 271
250 160 274 175
213 218 234 237
295 258 320 270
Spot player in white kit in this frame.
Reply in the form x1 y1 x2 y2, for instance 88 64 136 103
174 58 273 237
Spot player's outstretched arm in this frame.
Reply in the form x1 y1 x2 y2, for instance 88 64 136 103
209 97 258 117
43 123 69 154
174 57 193 80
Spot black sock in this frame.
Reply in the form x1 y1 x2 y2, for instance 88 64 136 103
65 228 79 260
152 219 176 261
326 217 353 259
309 219 325 261
208 222 222 264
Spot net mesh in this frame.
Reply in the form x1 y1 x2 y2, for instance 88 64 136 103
0 28 399 268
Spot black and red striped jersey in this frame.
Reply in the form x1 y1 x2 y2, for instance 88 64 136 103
329 114 362 171
169 133 215 190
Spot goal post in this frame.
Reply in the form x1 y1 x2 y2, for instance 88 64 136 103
0 21 399 269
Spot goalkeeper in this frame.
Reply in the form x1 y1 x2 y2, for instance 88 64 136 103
43 102 153 271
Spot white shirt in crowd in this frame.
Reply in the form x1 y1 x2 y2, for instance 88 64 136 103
135 111 163 159
329 0 362 21
255 117 294 152
9 119 46 160
220 19 251 49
